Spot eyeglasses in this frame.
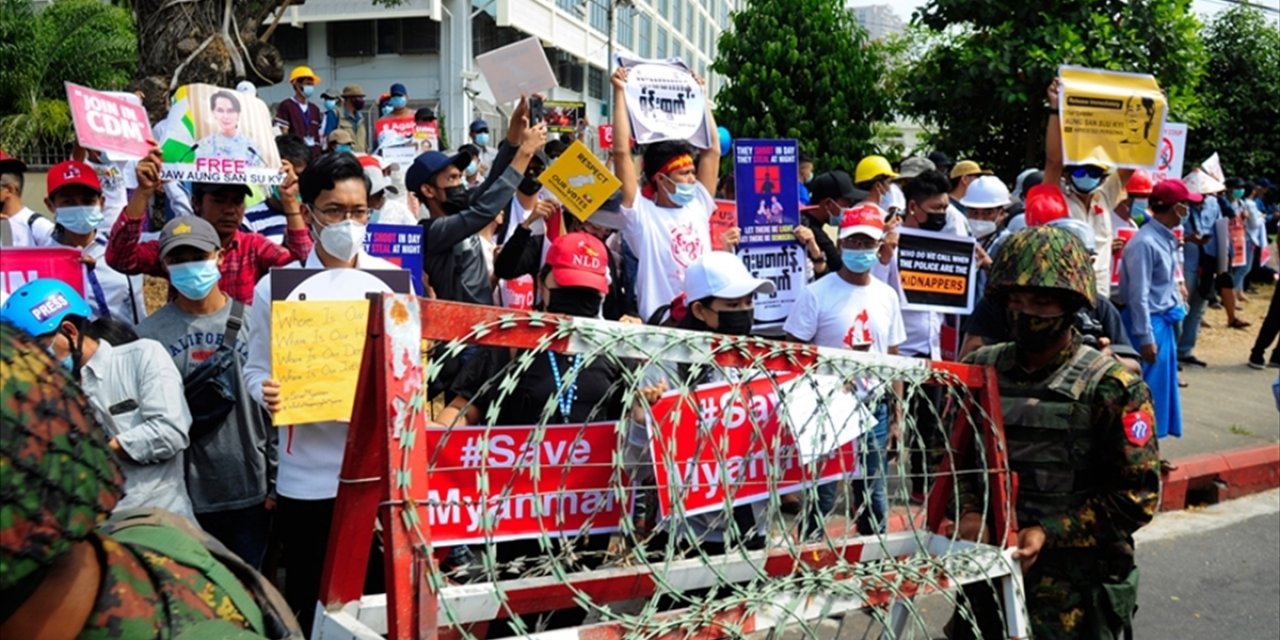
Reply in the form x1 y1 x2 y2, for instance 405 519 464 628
312 207 370 224
840 236 879 250
1070 166 1106 180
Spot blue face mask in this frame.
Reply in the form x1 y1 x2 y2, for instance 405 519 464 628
46 344 74 371
389 96 407 109
664 176 698 207
324 99 337 111
841 248 878 273
1071 174 1102 194
465 162 479 177
301 84 315 98
55 204 105 235
475 132 491 146
1130 197 1149 225
335 144 353 154
381 104 394 116
168 259 221 300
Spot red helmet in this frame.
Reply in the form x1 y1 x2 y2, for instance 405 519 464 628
1125 170 1154 196
1024 184 1069 227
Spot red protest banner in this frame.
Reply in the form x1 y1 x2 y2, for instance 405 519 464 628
598 124 614 149
1110 227 1136 290
375 116 416 146
65 83 153 160
649 375 859 518
423 422 627 545
1229 216 1247 268
710 199 738 251
0 247 86 297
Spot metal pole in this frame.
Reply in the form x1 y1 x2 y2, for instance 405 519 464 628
606 0 615 117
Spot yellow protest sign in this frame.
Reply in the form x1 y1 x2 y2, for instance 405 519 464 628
539 140 621 221
1059 65 1167 169
271 299 369 425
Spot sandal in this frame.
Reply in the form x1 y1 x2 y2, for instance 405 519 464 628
1229 319 1252 330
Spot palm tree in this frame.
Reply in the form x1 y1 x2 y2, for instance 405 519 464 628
0 0 136 160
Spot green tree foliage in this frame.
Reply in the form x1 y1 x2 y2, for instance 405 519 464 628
0 0 136 157
711 0 893 172
1187 6 1280 180
898 0 1206 179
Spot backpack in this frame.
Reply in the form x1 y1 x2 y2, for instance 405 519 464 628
98 508 302 639
183 300 246 440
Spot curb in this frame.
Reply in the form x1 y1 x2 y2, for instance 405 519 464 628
1160 443 1280 511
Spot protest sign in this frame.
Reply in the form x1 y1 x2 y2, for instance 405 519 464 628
738 244 804 330
896 227 978 314
543 100 584 134
1058 66 1167 169
1173 228 1185 283
539 140 622 221
475 37 558 105
734 140 799 246
1229 216 1247 269
362 224 425 295
710 200 738 251
617 55 712 148
414 122 439 154
650 374 860 518
598 124 614 149
271 300 368 425
422 422 627 545
269 267 412 425
0 247 85 298
158 83 283 186
65 83 152 161
1111 227 1137 290
1215 218 1231 274
498 275 535 310
375 116 418 167
1151 122 1187 182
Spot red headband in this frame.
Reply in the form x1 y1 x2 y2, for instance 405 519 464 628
657 154 694 176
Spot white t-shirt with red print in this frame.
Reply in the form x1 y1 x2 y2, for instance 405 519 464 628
621 183 715 321
783 272 907 355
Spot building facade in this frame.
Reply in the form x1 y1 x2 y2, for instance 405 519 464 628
259 0 739 150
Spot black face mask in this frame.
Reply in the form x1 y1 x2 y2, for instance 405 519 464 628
518 175 543 196
1008 309 1072 353
441 184 469 215
546 287 603 317
714 308 755 336
920 213 948 232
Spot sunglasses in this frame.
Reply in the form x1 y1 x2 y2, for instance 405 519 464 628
1070 166 1106 180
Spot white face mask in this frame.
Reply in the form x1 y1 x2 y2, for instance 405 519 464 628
316 219 367 262
880 182 905 215
968 219 998 239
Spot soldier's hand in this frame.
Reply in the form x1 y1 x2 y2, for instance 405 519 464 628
1013 525 1046 570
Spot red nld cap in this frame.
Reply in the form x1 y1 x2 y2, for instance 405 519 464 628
1024 184 1069 227
46 160 102 198
837 203 886 240
1151 178 1203 205
545 232 609 294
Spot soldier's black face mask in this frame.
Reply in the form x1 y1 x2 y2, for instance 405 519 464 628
1008 309 1072 353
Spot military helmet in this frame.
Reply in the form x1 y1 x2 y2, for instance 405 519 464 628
985 226 1096 309
0 320 123 594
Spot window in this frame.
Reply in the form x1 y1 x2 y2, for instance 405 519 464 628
589 66 607 100
558 0 578 13
638 14 652 57
271 25 308 60
658 0 668 20
328 18 439 57
328 20 375 57
617 6 634 49
686 2 694 39
473 12 524 56
657 29 667 58
590 0 608 34
673 0 682 31
550 48 584 92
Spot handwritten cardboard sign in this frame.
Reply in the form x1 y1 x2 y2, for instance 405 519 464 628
66 83 153 161
539 140 621 221
270 300 368 425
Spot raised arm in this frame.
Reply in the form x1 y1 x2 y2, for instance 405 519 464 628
696 74 720 196
612 68 638 208
1043 78 1064 188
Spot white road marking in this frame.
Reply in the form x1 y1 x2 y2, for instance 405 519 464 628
1136 488 1280 544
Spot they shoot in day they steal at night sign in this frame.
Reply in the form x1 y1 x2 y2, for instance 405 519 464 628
734 140 799 247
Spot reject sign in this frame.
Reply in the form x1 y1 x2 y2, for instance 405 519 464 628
539 140 621 221
65 82 153 160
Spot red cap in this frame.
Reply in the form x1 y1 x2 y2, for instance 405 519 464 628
837 203 886 240
545 232 609 294
46 160 102 198
0 148 26 175
356 154 381 170
1151 178 1203 205
1024 184 1069 226
1125 170 1154 196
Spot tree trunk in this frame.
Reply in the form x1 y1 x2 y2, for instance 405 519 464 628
129 0 285 122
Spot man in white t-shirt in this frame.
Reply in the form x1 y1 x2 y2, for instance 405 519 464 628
784 203 906 537
610 67 722 322
0 152 55 248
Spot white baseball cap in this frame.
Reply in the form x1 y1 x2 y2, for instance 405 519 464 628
363 166 397 196
683 251 776 302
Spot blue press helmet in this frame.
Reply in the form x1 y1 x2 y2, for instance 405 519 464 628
0 279 93 337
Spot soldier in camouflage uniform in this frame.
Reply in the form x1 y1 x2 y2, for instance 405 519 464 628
0 320 301 639
949 226 1161 640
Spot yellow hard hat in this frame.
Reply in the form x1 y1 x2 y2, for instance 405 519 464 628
289 65 320 84
854 155 898 184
